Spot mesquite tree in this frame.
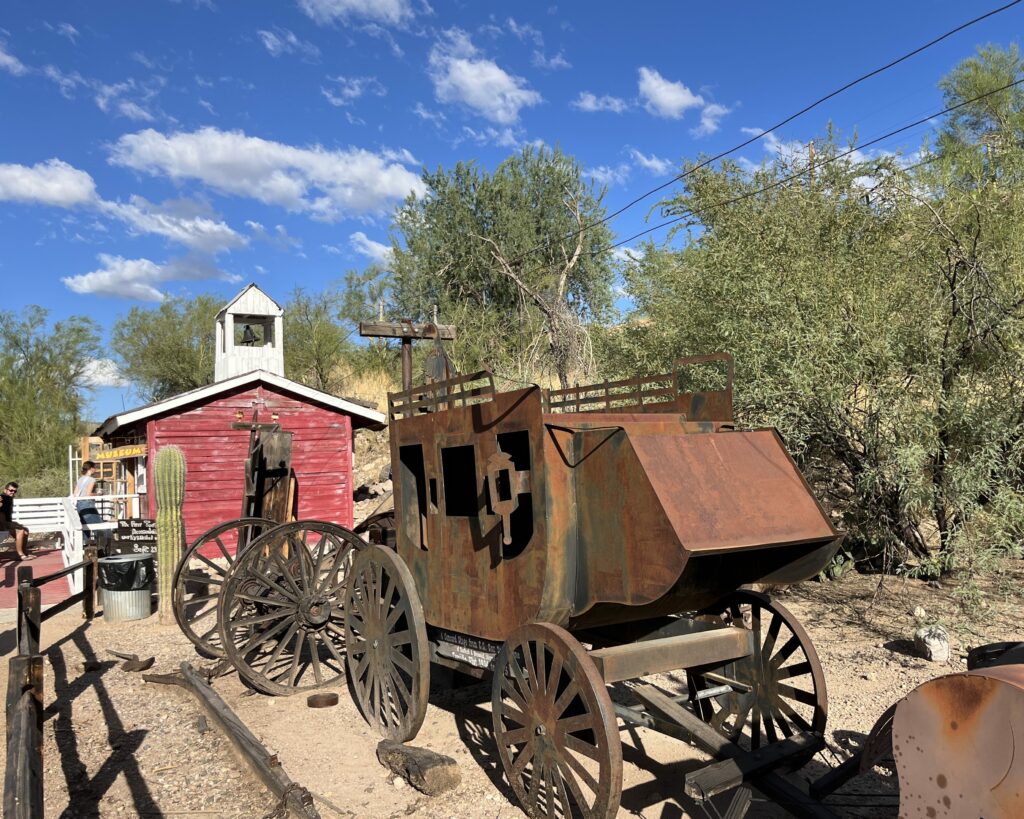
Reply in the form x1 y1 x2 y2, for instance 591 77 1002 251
388 146 616 388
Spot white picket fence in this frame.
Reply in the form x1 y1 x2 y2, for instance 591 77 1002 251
11 495 138 594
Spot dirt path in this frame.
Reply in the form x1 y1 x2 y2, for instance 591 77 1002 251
2 563 1021 818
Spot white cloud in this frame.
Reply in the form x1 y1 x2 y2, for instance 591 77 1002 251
413 102 445 124
0 159 98 207
611 246 641 264
587 163 631 187
42 64 86 97
628 148 672 175
246 220 303 250
458 125 522 149
638 67 703 119
101 196 246 253
93 80 158 122
532 50 570 70
51 23 80 44
94 81 131 112
740 127 806 165
350 231 392 265
321 75 386 107
257 28 320 60
428 29 541 125
506 17 543 46
117 100 156 122
0 42 28 76
108 126 425 220
62 253 239 301
82 358 128 388
692 103 730 137
298 0 415 26
571 92 627 114
0 158 246 250
322 243 342 254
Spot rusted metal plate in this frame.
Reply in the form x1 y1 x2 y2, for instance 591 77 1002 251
629 428 836 554
892 664 1024 818
391 386 555 641
589 627 751 683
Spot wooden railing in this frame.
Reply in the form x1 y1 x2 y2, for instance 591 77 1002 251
388 370 496 420
5 548 98 818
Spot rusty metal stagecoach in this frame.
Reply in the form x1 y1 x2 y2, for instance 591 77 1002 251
176 349 843 818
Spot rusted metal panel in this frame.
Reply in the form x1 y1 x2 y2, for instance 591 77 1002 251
891 665 1024 819
629 428 837 554
589 628 751 683
391 386 553 641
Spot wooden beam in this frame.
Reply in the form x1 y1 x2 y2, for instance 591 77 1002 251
358 321 456 340
685 732 824 801
630 685 838 819
144 663 321 819
589 629 750 683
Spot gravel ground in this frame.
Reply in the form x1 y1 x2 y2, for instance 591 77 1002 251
1 561 1021 819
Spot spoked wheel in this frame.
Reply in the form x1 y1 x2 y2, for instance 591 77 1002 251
343 545 429 741
690 591 828 756
218 520 363 695
493 623 622 819
172 517 275 657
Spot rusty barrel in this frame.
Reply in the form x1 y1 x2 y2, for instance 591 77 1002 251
891 664 1024 818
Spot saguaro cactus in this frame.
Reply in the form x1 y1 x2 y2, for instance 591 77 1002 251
155 445 186 624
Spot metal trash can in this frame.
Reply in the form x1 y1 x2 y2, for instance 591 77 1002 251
99 553 154 622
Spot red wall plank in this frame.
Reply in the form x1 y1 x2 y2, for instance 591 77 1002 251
139 381 356 548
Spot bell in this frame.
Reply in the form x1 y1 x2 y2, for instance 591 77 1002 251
240 324 258 346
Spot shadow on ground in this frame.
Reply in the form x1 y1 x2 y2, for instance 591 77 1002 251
42 621 161 818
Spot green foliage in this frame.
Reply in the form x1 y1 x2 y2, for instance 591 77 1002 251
0 307 100 496
602 46 1024 578
389 145 616 387
111 296 220 401
283 287 356 393
154 445 186 624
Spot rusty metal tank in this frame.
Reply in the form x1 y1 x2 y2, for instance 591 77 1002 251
387 354 841 642
891 664 1024 818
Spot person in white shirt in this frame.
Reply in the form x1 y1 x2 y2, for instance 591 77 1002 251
74 461 103 525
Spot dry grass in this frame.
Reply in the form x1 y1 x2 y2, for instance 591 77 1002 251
342 369 398 412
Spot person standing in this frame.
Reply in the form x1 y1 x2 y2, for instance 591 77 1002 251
1 482 31 560
75 461 104 525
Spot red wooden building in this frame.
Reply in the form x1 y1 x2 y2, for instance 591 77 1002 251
92 285 386 545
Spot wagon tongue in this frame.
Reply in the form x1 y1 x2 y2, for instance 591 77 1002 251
625 427 837 554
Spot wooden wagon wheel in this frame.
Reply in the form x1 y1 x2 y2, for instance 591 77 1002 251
172 517 275 658
690 591 828 756
218 520 363 696
343 545 429 741
493 623 623 819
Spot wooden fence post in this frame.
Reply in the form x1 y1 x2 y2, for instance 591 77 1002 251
4 655 44 819
82 546 98 620
15 568 40 657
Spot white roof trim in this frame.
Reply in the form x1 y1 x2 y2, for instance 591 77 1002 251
95 369 386 437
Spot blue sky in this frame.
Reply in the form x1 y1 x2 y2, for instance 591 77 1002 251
1 1 1019 420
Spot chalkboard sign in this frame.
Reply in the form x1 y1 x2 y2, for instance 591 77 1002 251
109 518 158 568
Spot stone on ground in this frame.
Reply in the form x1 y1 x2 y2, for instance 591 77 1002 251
913 624 950 662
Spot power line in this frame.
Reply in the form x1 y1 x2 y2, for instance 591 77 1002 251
600 0 1023 224
513 0 1022 266
600 76 1024 254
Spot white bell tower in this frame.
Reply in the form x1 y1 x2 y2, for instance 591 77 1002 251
214 283 285 381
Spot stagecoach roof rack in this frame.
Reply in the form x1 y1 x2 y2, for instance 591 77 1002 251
388 370 497 420
388 353 735 421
